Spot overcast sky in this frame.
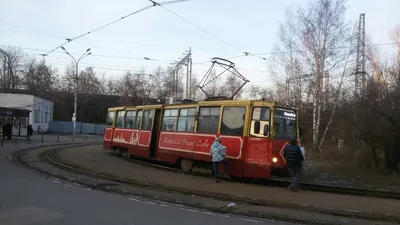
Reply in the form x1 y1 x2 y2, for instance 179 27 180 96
0 0 399 90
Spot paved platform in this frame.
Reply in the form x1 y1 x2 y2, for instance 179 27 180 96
55 144 400 219
0 134 102 155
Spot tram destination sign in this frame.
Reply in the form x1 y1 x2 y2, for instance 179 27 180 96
274 107 296 119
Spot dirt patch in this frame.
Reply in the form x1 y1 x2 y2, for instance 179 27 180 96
300 160 400 192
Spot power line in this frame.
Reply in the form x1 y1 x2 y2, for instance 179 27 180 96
1 45 175 63
154 0 267 61
249 42 398 56
44 0 188 56
0 20 64 40
45 58 270 74
0 19 236 57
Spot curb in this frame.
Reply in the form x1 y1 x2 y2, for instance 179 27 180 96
46 146 400 224
12 144 343 225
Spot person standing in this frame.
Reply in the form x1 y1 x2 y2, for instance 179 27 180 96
27 125 33 142
283 139 304 191
210 137 228 183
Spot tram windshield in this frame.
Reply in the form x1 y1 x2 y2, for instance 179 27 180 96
273 107 297 140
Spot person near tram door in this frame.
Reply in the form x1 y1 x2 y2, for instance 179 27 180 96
283 139 304 192
210 137 228 183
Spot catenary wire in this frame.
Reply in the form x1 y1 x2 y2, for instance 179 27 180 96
43 0 188 56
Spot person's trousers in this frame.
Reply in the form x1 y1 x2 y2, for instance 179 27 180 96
213 160 228 177
288 166 303 190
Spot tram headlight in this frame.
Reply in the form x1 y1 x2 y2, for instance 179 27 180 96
272 157 278 163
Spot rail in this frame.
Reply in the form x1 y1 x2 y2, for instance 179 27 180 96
52 147 400 200
11 144 400 223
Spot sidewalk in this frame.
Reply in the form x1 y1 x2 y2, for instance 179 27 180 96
0 134 103 157
56 144 400 219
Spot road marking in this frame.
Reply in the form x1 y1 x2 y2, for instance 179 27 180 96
0 206 63 225
241 218 261 223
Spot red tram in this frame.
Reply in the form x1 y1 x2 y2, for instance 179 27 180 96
103 100 299 179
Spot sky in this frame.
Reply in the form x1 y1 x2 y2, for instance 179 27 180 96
0 0 399 92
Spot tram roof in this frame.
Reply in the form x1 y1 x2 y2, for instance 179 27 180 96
108 99 297 111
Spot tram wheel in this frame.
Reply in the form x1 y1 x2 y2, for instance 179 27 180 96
180 159 194 172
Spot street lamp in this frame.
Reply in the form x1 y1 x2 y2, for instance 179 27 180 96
61 46 91 141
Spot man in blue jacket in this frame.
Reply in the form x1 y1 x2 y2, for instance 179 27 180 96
283 139 304 191
210 137 228 183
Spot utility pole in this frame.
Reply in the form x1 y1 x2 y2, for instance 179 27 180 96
354 13 366 99
353 13 366 147
61 47 92 142
171 48 192 99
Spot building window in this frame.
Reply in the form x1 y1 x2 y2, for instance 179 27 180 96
220 106 246 136
34 110 40 123
134 110 143 130
124 110 136 129
115 111 125 128
45 112 49 123
106 111 115 127
177 107 196 132
41 111 44 123
197 106 220 134
142 110 154 131
162 109 178 131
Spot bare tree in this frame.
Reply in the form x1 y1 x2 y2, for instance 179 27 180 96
219 73 245 99
77 67 104 95
272 0 352 152
0 47 25 92
248 85 261 100
24 59 57 95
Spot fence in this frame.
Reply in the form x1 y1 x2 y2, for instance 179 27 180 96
48 121 105 135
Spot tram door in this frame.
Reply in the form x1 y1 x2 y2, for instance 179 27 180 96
149 109 162 159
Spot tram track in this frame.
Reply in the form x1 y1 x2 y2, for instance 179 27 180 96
124 153 400 199
12 143 400 225
46 145 400 200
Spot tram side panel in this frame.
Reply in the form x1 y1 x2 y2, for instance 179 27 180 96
104 110 118 150
157 132 245 177
243 137 273 179
103 127 114 150
111 129 151 159
156 131 197 164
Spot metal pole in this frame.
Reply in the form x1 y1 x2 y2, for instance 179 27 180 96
60 47 91 142
73 61 78 142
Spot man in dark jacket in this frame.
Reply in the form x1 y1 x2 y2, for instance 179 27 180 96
283 139 304 192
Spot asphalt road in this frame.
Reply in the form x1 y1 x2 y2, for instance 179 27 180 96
0 141 298 225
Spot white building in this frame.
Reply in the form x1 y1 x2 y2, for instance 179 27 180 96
0 93 54 132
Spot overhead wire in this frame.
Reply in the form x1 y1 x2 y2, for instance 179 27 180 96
43 0 189 56
153 0 267 61
3 45 269 71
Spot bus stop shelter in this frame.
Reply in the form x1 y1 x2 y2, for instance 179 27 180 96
0 107 31 139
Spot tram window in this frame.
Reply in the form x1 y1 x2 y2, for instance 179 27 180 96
162 108 178 131
220 107 246 136
134 110 143 130
106 111 115 127
250 107 270 137
124 110 136 129
177 107 196 132
142 110 154 131
197 106 220 134
115 111 125 128
274 108 297 139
